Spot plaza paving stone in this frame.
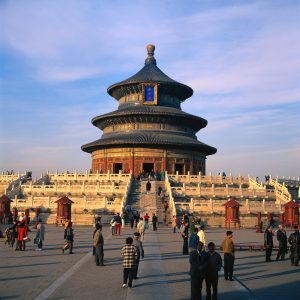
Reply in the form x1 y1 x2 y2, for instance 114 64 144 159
0 225 299 300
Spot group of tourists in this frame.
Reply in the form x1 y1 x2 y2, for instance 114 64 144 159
92 219 145 288
264 223 300 266
110 212 123 235
4 213 45 251
177 213 234 299
109 211 159 241
2 208 300 299
175 213 300 299
135 169 165 181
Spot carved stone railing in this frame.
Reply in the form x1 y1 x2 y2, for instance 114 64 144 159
47 170 131 183
168 172 249 185
0 172 27 182
20 182 128 196
165 171 177 218
248 176 264 189
171 185 275 199
269 177 292 205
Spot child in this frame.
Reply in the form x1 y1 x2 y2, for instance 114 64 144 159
4 228 11 245
110 217 116 235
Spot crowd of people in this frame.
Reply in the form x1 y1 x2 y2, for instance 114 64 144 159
135 169 165 181
3 213 36 251
174 214 300 299
264 223 300 266
2 209 300 299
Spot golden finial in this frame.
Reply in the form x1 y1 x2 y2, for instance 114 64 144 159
147 44 155 57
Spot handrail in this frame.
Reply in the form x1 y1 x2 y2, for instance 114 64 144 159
268 177 292 204
248 177 263 189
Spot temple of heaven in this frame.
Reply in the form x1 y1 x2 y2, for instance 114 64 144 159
81 44 217 176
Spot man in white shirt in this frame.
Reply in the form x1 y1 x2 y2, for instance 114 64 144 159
197 225 206 247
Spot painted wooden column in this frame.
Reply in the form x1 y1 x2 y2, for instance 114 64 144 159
130 148 134 174
163 149 167 171
104 149 108 173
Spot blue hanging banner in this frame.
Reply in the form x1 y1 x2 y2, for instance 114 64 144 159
144 85 155 102
142 83 158 105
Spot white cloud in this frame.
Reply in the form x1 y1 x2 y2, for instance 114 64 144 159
1 1 300 177
38 67 101 82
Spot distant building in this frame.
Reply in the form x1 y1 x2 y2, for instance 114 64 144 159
81 45 216 176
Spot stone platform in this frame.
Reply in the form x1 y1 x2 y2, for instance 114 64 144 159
0 225 299 300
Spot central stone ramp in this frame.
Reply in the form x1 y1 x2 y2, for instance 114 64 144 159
128 180 171 225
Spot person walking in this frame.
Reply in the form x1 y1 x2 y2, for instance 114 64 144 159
93 223 104 266
221 231 235 281
17 217 27 251
121 237 138 288
110 216 116 235
129 213 135 229
35 219 45 251
132 232 144 279
180 221 189 255
152 213 158 231
264 225 274 262
9 220 18 249
205 242 222 300
172 215 177 233
198 225 206 249
288 225 300 266
121 213 125 229
64 219 70 239
146 179 151 194
189 241 209 300
143 213 150 230
137 217 145 241
134 213 140 228
276 224 288 261
114 213 122 235
62 221 74 254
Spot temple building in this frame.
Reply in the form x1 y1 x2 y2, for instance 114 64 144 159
81 45 217 176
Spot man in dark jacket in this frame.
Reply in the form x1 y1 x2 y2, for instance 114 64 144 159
132 232 144 279
152 213 158 231
146 180 151 193
264 225 274 262
188 228 199 253
129 213 135 229
205 242 222 300
93 223 104 266
189 241 209 300
62 221 74 254
288 225 300 266
276 224 288 261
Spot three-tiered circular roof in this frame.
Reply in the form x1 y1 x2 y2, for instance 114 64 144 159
81 44 217 156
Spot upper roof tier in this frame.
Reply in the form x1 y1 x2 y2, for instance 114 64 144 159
107 44 193 102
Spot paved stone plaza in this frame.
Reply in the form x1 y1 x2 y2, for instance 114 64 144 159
0 225 299 300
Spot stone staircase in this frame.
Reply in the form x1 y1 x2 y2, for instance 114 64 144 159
126 180 142 211
125 180 171 225
6 174 30 199
154 181 172 225
33 174 51 185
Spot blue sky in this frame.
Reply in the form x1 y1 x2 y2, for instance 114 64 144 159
0 0 300 180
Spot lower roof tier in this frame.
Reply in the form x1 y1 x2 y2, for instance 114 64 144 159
81 131 217 155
